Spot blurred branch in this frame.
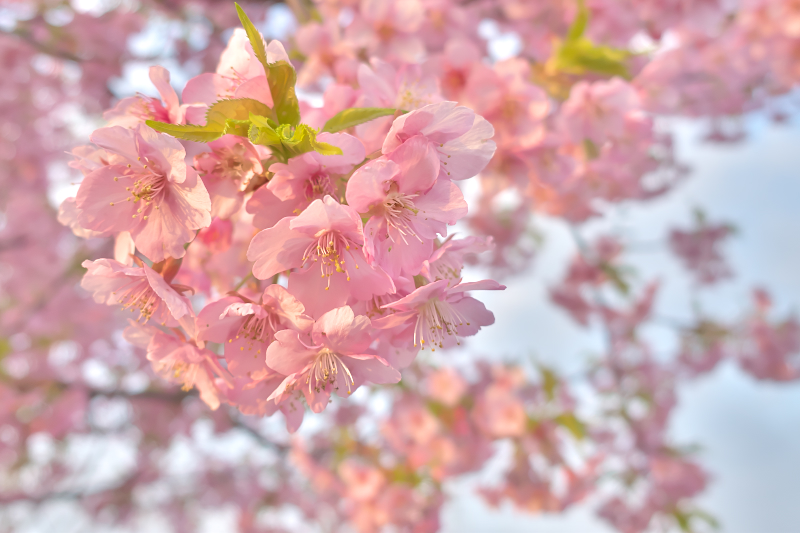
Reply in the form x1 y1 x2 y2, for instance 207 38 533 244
0 28 83 63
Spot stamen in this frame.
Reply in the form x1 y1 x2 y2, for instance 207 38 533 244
301 231 353 289
113 277 162 322
413 298 470 350
232 309 281 353
383 191 422 245
305 349 354 395
304 172 336 200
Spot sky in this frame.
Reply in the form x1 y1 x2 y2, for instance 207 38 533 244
443 117 800 532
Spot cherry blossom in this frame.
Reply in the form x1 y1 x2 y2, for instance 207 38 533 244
75 124 212 262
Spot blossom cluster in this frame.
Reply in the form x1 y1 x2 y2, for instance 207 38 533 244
63 9 503 431
2 0 800 532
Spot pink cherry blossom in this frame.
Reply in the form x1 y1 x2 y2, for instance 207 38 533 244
246 133 365 230
246 195 395 318
181 29 287 120
346 0 426 63
462 58 549 150
194 135 266 219
81 258 194 330
353 59 441 152
266 306 401 412
558 78 642 145
75 124 211 262
196 285 312 380
382 101 497 181
420 235 494 282
472 384 528 438
124 322 231 410
425 367 467 407
104 66 191 127
346 136 467 276
374 279 505 350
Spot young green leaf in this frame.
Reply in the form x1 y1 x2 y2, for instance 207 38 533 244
247 118 343 159
554 40 631 78
145 121 226 143
566 0 588 42
321 107 399 133
205 98 274 128
235 3 269 75
549 0 631 79
248 113 282 146
554 412 586 440
147 98 274 143
266 61 301 126
538 365 559 401
280 124 342 157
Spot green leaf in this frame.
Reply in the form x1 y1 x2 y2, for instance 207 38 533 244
247 118 342 160
280 124 342 156
554 412 586 440
145 121 226 143
234 4 300 126
321 107 398 133
206 98 273 127
566 0 588 42
235 3 269 75
549 0 631 79
147 98 273 143
248 113 282 146
598 262 630 295
267 61 301 126
583 138 600 159
539 365 559 401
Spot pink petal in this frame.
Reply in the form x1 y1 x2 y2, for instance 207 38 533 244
149 66 180 122
196 296 242 343
386 279 449 310
448 279 506 295
287 265 351 319
313 306 372 354
345 246 396 300
262 284 314 332
246 186 301 230
387 135 439 194
413 178 468 225
290 196 364 244
135 124 187 184
346 159 397 213
76 165 139 234
266 329 318 375
247 217 312 280
143 263 192 320
234 75 274 106
224 335 270 380
90 126 142 169
310 133 366 171
345 355 401 388
439 115 497 180
182 73 236 106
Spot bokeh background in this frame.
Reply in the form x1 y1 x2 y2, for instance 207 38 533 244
2 0 800 531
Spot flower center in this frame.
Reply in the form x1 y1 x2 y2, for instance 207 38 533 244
123 164 167 221
302 231 355 289
383 192 421 244
132 96 169 122
231 309 280 354
216 144 254 188
414 298 471 350
114 278 162 323
307 349 354 395
429 254 461 281
304 172 336 200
